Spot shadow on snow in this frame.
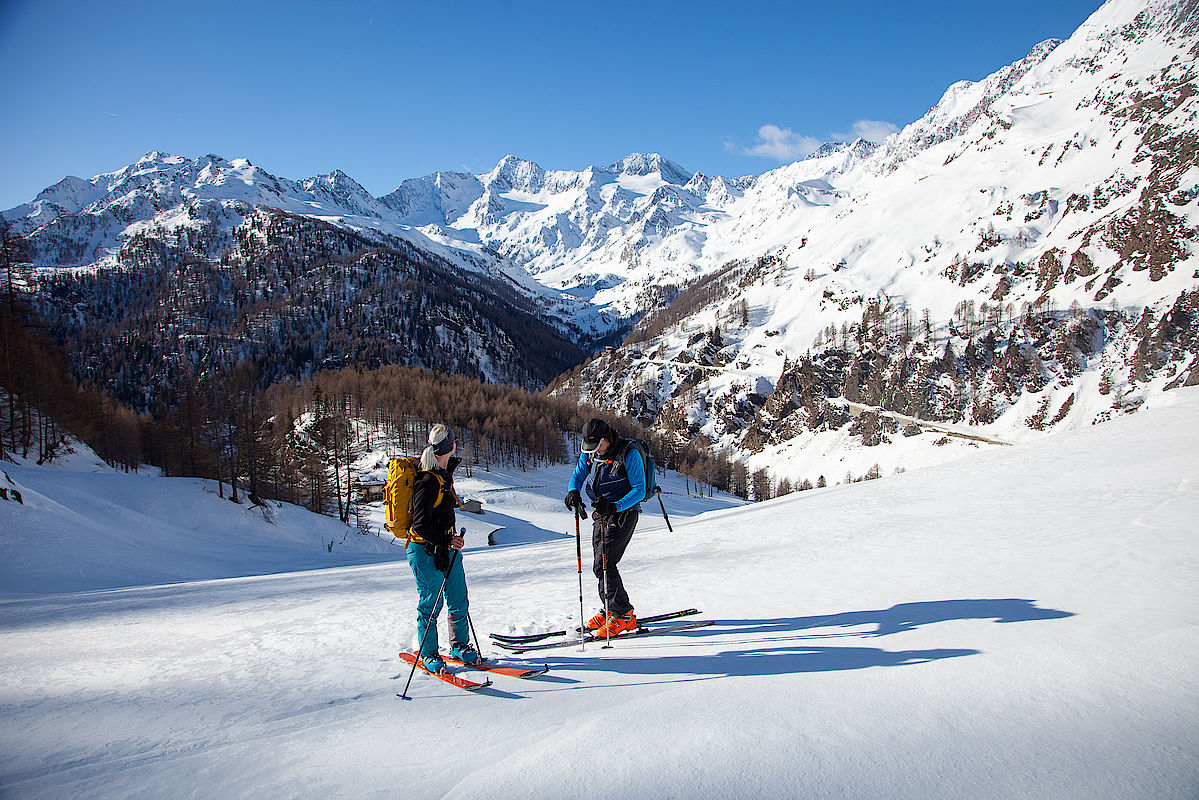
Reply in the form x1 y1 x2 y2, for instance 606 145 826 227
719 598 1075 638
541 598 1073 681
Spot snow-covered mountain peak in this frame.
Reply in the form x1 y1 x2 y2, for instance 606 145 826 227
808 139 879 161
303 168 363 189
869 37 1064 176
29 175 102 209
787 138 880 182
484 155 547 195
377 170 482 225
194 155 260 187
610 152 693 185
133 150 187 169
298 169 380 216
1078 0 1186 37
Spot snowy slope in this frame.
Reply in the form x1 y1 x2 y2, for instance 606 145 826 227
0 445 401 598
1 388 1195 799
0 437 742 600
552 0 1199 488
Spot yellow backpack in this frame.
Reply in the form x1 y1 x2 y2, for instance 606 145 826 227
383 458 452 543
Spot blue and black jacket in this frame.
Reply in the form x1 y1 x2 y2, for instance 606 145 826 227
567 438 646 513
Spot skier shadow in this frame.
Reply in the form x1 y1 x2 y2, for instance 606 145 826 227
720 598 1074 640
547 598 1073 681
547 642 980 682
470 672 580 699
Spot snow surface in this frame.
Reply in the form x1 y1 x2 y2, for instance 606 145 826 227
0 447 398 598
1 390 1197 798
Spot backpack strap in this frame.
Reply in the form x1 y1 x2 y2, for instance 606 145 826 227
407 471 453 543
429 471 447 508
603 438 630 474
617 438 640 477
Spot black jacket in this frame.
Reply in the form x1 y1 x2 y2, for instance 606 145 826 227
411 457 460 548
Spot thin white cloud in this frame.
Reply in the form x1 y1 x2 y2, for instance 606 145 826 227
834 119 900 144
732 118 900 163
731 124 822 161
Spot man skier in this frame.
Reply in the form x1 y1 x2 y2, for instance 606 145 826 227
563 418 646 638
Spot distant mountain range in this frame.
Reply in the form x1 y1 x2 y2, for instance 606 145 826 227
5 0 1197 486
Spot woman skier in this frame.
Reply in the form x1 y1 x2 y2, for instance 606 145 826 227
407 424 479 673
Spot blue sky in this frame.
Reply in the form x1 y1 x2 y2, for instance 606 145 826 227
0 0 1101 210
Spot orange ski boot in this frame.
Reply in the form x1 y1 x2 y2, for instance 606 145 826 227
594 611 638 638
586 610 610 631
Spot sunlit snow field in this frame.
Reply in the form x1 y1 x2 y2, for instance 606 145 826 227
1 389 1197 799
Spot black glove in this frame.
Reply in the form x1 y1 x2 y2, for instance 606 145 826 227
564 489 581 511
424 541 451 572
593 498 617 517
433 544 451 573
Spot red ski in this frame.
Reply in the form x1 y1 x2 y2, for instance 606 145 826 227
398 652 492 692
442 655 550 679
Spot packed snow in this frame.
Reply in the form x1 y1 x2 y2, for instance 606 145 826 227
1 388 1196 798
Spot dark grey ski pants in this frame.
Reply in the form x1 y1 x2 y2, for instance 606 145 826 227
592 509 639 617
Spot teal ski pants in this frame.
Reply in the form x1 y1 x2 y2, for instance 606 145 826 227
406 542 470 658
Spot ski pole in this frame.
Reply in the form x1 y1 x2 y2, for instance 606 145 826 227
466 609 485 661
574 505 586 651
400 545 460 700
654 487 674 532
599 513 612 649
452 528 487 661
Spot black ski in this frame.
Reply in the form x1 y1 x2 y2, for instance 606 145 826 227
491 619 714 653
489 608 700 644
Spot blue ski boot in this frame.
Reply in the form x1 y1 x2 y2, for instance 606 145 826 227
422 653 446 673
449 642 481 665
